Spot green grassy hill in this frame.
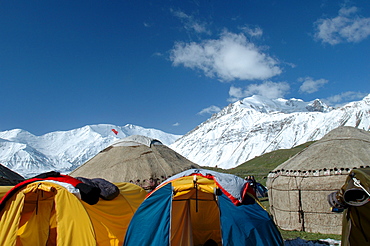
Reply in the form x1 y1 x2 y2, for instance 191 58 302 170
203 141 315 186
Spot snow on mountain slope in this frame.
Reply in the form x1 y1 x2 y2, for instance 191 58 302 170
0 142 55 173
1 95 369 177
238 95 333 113
0 124 181 177
170 94 370 169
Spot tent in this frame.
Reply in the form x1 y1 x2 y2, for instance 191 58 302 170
255 182 268 198
0 163 25 185
328 167 370 246
124 169 284 246
245 176 268 199
266 126 370 234
70 135 199 191
0 174 147 246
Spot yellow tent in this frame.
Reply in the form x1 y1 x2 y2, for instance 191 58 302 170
0 180 146 246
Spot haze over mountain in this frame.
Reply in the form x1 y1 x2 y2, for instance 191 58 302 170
1 94 369 178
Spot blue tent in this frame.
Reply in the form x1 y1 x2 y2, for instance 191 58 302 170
124 169 283 246
256 183 268 198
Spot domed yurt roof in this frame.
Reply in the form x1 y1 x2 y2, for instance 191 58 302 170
69 135 199 189
271 126 370 175
111 135 163 147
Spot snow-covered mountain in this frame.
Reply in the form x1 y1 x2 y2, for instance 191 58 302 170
1 94 370 177
0 124 181 178
170 94 370 169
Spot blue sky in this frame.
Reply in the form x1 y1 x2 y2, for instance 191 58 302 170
1 0 369 136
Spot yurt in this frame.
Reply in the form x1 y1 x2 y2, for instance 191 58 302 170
0 163 24 185
266 126 370 234
124 169 284 246
70 135 199 191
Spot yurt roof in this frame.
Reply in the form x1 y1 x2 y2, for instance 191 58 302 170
69 135 199 183
270 126 370 174
112 135 162 147
0 164 25 186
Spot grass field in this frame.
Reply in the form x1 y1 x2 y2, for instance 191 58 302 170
259 199 341 241
204 141 315 186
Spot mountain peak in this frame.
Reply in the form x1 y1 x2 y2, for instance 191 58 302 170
171 95 370 169
0 124 181 178
306 99 332 112
238 95 332 114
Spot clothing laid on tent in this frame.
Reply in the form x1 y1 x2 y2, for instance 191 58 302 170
0 172 147 246
328 167 370 246
124 169 284 246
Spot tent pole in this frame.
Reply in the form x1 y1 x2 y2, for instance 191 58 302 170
193 176 198 212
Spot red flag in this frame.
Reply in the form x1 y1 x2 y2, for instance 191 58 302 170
111 129 118 135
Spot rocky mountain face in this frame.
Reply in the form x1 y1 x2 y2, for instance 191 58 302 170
170 94 370 169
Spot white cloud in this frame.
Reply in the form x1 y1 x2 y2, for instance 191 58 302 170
298 77 328 94
170 31 282 81
152 52 163 57
228 86 245 101
171 9 211 35
240 25 263 38
314 6 370 45
143 22 152 28
324 91 368 106
228 81 290 102
172 122 180 126
197 105 221 115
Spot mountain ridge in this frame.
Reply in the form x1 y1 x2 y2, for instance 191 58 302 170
170 94 370 169
1 94 369 177
0 124 181 177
